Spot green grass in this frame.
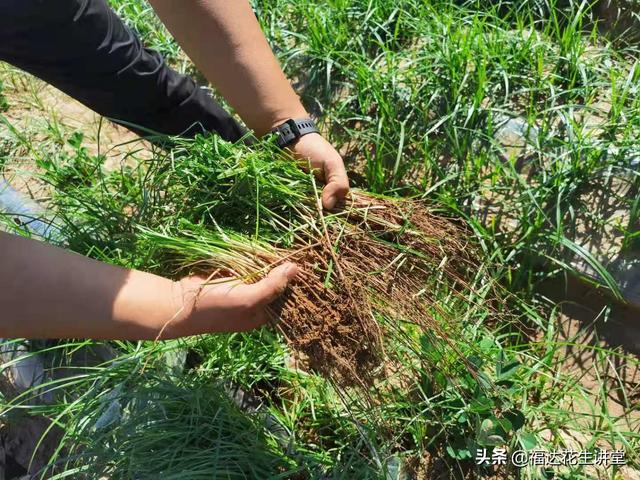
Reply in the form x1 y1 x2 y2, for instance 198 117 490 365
1 0 639 478
0 79 8 112
2 128 638 479
258 0 640 292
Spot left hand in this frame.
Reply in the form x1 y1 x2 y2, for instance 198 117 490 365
289 133 350 210
172 262 299 335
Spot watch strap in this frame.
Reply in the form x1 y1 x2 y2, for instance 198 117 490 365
271 118 319 148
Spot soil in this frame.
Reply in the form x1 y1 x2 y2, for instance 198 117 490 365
595 0 640 39
0 63 150 203
404 450 511 480
536 275 640 479
2 62 639 477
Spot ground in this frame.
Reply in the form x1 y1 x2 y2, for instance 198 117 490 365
2 61 639 480
1 0 640 478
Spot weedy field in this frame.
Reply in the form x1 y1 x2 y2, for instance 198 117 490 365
0 0 639 479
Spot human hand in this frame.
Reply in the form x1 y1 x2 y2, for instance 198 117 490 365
289 133 350 210
172 262 298 335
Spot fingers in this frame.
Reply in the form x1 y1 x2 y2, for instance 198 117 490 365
177 264 298 334
289 134 350 210
322 156 350 210
250 262 299 307
240 262 298 330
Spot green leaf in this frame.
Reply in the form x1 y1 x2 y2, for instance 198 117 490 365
467 354 483 368
518 431 537 451
476 371 493 390
503 410 525 431
477 419 505 446
470 395 494 413
479 337 494 353
446 437 472 460
496 351 520 380
495 417 513 436
550 235 624 301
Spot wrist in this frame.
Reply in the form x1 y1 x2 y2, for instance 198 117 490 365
262 105 309 136
162 279 197 338
270 118 320 150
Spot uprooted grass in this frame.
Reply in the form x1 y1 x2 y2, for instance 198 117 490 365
2 131 638 477
0 133 512 475
156 191 484 386
42 133 494 388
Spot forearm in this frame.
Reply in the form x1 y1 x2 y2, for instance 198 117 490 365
149 0 306 136
0 231 180 340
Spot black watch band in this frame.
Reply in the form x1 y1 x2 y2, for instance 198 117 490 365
271 118 319 148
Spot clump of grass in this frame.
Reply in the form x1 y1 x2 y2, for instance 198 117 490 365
4 132 538 476
50 370 295 478
1 0 639 477
41 134 497 387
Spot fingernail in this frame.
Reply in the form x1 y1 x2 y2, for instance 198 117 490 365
284 263 299 279
324 197 336 210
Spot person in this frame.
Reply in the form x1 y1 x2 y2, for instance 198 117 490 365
0 0 350 340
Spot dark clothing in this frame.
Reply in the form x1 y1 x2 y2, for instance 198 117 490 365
0 0 247 141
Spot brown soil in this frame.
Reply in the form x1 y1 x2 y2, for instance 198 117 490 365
595 0 640 39
403 450 511 479
404 451 454 480
1 63 150 203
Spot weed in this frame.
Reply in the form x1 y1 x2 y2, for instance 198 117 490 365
0 0 639 478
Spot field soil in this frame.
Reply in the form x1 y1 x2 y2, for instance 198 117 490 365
1 62 640 478
1 64 149 202
537 275 640 479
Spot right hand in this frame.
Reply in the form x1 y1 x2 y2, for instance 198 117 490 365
172 262 298 334
288 132 350 210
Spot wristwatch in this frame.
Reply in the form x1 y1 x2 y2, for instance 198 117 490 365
270 118 319 148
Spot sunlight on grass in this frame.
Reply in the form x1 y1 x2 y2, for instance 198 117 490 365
0 0 638 478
